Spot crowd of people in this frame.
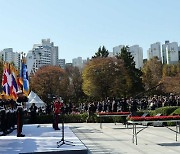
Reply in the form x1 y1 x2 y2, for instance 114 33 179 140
81 94 180 114
1 93 180 136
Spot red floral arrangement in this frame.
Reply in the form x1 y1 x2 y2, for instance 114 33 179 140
98 112 130 115
129 115 180 121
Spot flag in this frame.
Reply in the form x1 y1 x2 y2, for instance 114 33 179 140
10 65 19 100
1 63 19 101
21 59 29 96
1 58 29 99
1 63 11 98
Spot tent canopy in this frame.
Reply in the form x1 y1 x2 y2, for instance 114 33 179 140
27 91 45 108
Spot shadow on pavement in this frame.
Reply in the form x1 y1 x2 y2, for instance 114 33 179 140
158 142 180 146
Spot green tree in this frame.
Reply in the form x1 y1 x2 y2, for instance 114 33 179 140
116 46 144 97
92 46 109 58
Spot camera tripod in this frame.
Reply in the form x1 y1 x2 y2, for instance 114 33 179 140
57 114 74 148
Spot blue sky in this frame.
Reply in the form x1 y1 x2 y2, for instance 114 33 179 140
0 0 180 63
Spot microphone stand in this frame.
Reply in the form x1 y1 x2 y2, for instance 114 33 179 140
57 110 74 148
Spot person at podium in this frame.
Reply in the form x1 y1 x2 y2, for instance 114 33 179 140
53 97 63 130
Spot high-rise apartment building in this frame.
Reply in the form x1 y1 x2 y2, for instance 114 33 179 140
166 42 179 64
162 41 179 64
129 45 143 69
58 59 65 69
26 39 59 75
113 45 124 56
108 52 114 57
0 48 20 69
113 44 143 69
161 41 169 64
148 42 161 60
72 57 83 69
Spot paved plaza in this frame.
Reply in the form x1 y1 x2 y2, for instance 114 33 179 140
67 123 180 154
0 124 87 154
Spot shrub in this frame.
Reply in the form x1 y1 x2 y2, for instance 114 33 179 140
153 106 179 116
61 113 88 123
36 114 54 124
171 107 180 115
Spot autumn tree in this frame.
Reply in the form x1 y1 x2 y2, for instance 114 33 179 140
82 57 129 99
92 46 109 58
30 65 69 103
142 57 162 93
65 65 84 104
162 63 180 77
160 75 180 95
161 63 180 94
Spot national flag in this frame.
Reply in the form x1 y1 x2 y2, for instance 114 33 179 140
1 63 11 98
1 63 20 101
21 59 29 96
10 65 19 100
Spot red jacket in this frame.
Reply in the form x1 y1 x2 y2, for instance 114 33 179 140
54 101 63 114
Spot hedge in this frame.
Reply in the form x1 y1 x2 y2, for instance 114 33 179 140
152 106 179 116
171 107 180 115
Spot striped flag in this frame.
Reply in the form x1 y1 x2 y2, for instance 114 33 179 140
2 63 11 98
1 58 29 99
1 63 19 100
10 65 19 100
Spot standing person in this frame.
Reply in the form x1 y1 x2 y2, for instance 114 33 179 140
0 94 7 135
130 98 138 116
16 104 25 137
29 103 38 124
112 99 117 112
86 102 96 122
0 106 6 135
16 90 28 137
120 98 129 125
53 98 63 130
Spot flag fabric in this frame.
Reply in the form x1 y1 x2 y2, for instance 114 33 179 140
1 63 19 100
10 65 19 100
1 58 29 99
21 59 29 96
2 63 11 98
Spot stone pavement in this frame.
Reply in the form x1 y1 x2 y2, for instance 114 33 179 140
67 123 180 154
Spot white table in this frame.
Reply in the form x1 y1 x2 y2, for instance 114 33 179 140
128 119 180 145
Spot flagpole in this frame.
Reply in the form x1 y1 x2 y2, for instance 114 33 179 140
21 52 25 93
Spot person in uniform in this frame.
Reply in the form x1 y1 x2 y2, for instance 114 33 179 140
0 94 7 135
53 97 63 130
16 90 28 137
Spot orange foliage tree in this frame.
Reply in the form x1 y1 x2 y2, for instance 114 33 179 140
30 65 69 104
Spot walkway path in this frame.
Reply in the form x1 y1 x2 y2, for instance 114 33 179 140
67 123 180 154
